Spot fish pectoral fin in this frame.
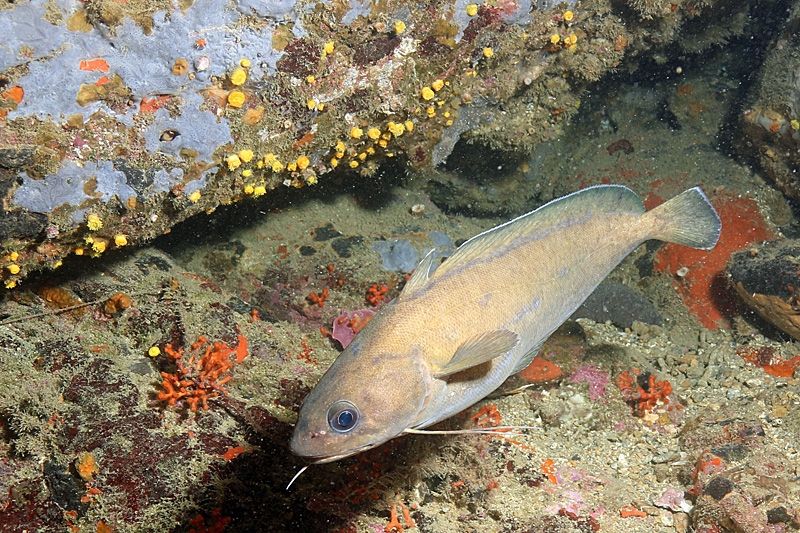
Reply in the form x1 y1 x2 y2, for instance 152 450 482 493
434 329 520 378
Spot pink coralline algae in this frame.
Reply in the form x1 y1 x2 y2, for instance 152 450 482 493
331 309 375 349
569 365 609 401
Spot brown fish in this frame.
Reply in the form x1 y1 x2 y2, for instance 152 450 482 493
290 185 720 466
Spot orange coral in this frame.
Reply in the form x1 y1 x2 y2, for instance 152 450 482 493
157 335 247 412
366 284 389 306
307 288 329 307
471 404 501 426
737 346 800 378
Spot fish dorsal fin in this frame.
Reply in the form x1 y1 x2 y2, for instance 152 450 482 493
434 329 519 379
399 248 437 299
432 185 645 280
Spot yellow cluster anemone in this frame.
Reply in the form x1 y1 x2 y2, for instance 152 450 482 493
228 91 245 107
238 149 253 162
466 4 478 16
387 122 405 137
7 264 20 275
189 191 202 203
114 234 128 246
87 214 102 231
421 87 435 100
368 127 381 140
297 155 310 170
350 126 363 139
431 79 444 92
231 68 247 86
227 154 242 171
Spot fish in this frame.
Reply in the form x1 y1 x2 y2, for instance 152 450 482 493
290 185 721 466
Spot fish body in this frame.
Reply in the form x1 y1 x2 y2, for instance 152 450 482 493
290 185 721 463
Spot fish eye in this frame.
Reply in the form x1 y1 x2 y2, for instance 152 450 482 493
326 401 359 433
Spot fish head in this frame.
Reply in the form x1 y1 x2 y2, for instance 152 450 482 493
290 339 427 463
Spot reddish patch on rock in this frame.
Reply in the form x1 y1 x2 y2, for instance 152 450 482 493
654 194 777 329
276 39 319 78
352 36 400 65
518 355 562 382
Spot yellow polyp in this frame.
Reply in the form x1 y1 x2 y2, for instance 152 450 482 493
242 169 252 178
253 185 267 197
189 190 202 203
264 153 276 164
336 141 346 153
483 47 494 58
378 139 388 148
388 122 405 136
148 346 161 357
297 155 310 169
367 147 375 154
367 127 381 139
331 157 339 168
53 260 62 269
87 214 102 231
92 241 106 253
227 154 242 170
446 119 454 126
272 161 284 172
792 119 800 130
307 175 318 185
5 280 16 289
432 79 444 91
238 149 254 162
228 91 245 107
9 252 19 262
75 248 84 256
358 152 367 160
306 75 315 83
114 234 128 246
317 103 325 111
84 236 94 244
7 264 20 275
568 44 577 52
287 162 298 172
324 41 335 55
394 20 406 34
256 160 265 169
351 127 363 139
421 87 434 100
569 33 577 44
404 120 414 131
466 3 478 16
550 34 561 44
240 58 251 67
387 153 394 157
427 107 436 118
244 184 255 194
349 160 359 168
444 111 451 118
564 10 574 21
231 68 247 85
307 99 316 110
381 132 392 140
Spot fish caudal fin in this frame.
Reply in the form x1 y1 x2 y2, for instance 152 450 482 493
646 187 721 249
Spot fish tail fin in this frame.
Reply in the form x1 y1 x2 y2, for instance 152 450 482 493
646 187 721 249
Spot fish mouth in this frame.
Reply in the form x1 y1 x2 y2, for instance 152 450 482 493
293 441 382 464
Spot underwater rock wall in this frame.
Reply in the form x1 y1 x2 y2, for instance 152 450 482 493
0 0 757 286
